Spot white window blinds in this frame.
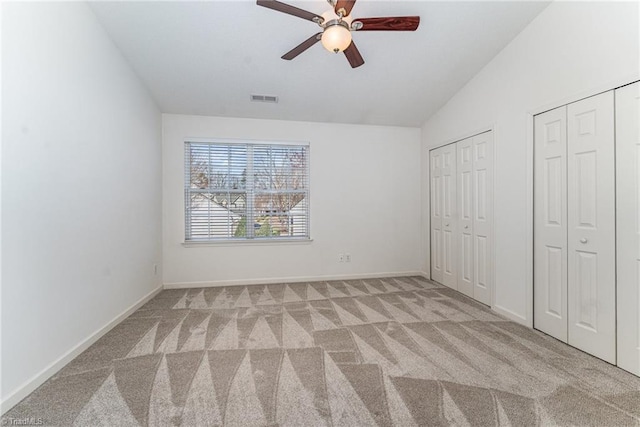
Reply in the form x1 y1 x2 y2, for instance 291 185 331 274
185 141 310 241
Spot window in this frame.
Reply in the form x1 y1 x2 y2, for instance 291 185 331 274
184 141 310 241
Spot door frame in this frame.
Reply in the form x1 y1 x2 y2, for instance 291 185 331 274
526 74 640 328
427 125 496 307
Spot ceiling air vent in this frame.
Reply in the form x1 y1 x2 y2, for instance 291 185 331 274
251 94 279 103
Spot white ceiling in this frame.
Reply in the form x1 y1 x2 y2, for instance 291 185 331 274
89 1 549 127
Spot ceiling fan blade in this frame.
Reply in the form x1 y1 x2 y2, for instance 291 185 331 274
353 16 420 31
256 0 323 23
343 41 364 68
334 0 356 17
282 33 322 60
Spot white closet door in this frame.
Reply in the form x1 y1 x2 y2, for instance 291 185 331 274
472 131 493 305
567 91 616 363
431 144 458 289
457 137 474 298
430 148 444 284
616 82 640 375
534 106 568 342
441 144 458 289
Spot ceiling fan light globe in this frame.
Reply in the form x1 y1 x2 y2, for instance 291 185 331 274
321 24 352 53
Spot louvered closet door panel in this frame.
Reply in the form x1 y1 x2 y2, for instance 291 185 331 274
616 81 640 375
472 131 493 305
430 147 444 284
534 106 568 342
440 144 458 289
567 91 616 363
457 137 474 298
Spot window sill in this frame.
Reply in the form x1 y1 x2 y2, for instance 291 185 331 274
182 238 314 248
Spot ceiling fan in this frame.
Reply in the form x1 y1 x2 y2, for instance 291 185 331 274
256 0 420 68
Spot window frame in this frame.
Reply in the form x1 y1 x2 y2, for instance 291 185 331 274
183 138 311 243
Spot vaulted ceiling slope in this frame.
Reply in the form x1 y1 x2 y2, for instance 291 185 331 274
89 1 549 127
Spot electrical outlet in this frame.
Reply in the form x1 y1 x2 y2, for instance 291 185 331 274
338 254 344 262
153 264 158 275
345 253 351 262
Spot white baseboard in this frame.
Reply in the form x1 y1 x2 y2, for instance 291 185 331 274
492 304 530 327
164 271 424 289
0 285 162 415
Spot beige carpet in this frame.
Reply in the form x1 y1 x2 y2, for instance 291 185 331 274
4 276 640 426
